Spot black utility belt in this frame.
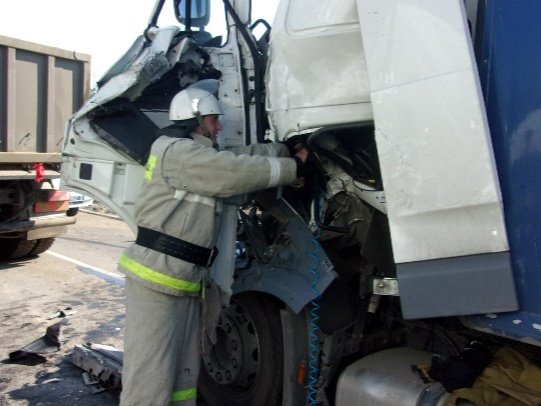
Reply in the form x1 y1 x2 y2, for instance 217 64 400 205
136 226 218 268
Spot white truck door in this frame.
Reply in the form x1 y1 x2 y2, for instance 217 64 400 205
61 27 184 233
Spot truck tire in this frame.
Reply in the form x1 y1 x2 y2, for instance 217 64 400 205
0 239 37 260
67 208 79 217
28 238 55 256
0 238 55 260
199 293 284 406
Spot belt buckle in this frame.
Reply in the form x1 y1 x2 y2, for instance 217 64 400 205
206 247 219 268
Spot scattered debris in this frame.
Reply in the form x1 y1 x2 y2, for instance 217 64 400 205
7 351 47 365
70 343 123 391
7 319 68 365
81 370 111 394
47 307 78 320
42 378 61 384
82 372 99 386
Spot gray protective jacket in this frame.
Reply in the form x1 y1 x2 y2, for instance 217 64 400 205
118 127 297 297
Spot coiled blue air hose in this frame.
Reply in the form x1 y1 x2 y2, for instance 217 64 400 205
307 226 322 405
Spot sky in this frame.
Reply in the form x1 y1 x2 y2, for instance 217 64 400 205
0 0 279 85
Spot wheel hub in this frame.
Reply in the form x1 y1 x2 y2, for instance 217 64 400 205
202 302 260 387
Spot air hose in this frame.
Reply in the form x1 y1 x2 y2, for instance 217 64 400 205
307 225 322 405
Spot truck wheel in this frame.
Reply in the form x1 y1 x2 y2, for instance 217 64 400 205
28 238 55 256
67 208 79 217
199 293 284 406
0 239 37 260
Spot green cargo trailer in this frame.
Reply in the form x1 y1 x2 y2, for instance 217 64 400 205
0 35 90 259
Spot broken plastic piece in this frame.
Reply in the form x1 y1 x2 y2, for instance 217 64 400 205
23 319 67 352
8 350 47 365
70 343 123 390
7 319 68 365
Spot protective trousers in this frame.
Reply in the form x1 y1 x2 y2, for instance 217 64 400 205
120 278 201 405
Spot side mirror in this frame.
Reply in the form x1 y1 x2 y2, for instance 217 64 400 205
175 0 210 28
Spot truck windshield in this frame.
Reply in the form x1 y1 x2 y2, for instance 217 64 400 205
170 0 279 47
169 0 228 46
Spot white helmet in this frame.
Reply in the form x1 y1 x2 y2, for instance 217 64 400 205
169 79 223 121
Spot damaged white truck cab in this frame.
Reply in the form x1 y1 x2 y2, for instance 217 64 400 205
62 0 541 405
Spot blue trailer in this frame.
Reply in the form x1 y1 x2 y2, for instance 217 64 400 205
466 1 541 345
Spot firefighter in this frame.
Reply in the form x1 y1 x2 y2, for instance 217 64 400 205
118 80 308 405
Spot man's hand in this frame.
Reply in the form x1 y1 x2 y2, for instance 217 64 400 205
291 147 310 183
294 147 309 163
288 177 306 189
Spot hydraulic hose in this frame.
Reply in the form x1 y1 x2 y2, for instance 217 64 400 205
223 0 265 143
307 226 322 405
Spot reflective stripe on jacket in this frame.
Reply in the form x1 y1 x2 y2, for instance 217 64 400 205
171 387 197 403
118 126 297 297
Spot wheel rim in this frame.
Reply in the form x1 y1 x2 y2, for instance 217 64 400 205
202 300 260 388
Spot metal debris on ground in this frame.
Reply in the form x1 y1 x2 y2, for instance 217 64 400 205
42 378 61 384
70 343 123 391
47 307 78 320
82 372 99 385
7 319 68 365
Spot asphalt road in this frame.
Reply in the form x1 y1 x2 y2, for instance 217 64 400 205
0 211 134 405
